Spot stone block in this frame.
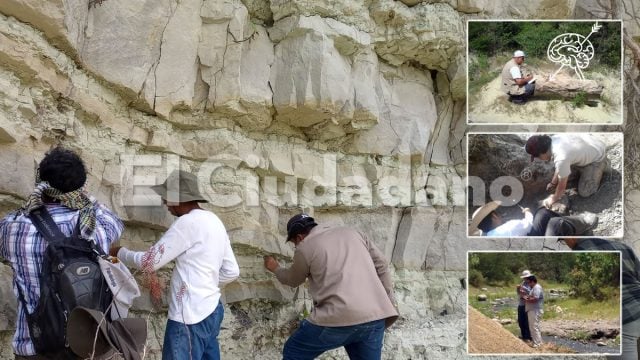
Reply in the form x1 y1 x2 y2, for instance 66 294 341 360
199 3 274 130
0 114 17 143
270 27 353 128
148 0 202 118
270 0 372 32
351 64 436 157
81 0 172 101
0 146 35 199
371 2 464 70
0 264 16 332
392 207 437 269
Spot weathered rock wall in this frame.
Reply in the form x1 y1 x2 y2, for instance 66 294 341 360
0 0 636 359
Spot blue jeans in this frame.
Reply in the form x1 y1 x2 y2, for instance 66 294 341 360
162 302 224 360
283 319 386 360
509 83 536 103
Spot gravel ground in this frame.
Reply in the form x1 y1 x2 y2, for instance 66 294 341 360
468 133 623 237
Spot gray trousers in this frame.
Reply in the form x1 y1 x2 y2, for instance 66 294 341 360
527 309 543 346
575 157 609 197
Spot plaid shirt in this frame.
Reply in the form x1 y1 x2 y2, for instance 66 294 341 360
0 203 123 356
572 238 640 325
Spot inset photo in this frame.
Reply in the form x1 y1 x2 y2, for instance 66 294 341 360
467 20 622 124
467 132 623 237
467 251 621 356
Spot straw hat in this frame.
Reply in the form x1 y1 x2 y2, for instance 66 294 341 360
520 270 534 278
468 200 501 236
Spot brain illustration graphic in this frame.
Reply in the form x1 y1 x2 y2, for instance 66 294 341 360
547 22 601 80
548 33 595 69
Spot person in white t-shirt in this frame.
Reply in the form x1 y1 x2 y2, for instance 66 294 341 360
525 134 608 209
111 170 240 360
501 50 536 104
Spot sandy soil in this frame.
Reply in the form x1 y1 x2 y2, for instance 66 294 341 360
467 306 599 355
468 306 537 354
468 70 622 124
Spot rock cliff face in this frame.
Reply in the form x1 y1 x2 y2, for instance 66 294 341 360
0 0 636 359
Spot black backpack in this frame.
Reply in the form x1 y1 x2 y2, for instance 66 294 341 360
15 206 113 357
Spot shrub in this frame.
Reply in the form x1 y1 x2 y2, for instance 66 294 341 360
469 269 485 288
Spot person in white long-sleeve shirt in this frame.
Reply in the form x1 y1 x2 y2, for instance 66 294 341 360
468 200 597 237
110 170 239 360
468 200 533 236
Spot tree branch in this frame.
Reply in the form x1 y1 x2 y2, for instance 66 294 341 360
624 30 640 71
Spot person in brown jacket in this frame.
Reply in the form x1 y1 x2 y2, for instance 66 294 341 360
501 50 535 104
263 214 399 360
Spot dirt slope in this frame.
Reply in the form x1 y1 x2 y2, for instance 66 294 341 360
468 72 621 124
468 306 536 354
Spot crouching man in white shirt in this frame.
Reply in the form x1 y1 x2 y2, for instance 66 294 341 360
111 170 240 360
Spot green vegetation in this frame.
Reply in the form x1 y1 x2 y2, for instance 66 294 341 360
571 91 588 108
468 21 621 66
469 282 620 331
570 252 620 301
469 252 577 286
468 21 621 91
469 252 619 293
569 330 591 341
468 252 620 323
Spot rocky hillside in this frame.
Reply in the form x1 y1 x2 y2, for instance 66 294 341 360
0 0 638 359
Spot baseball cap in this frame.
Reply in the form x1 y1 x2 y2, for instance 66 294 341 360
286 214 317 241
514 50 525 58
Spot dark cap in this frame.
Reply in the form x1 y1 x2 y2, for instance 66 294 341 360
525 135 550 162
286 214 317 242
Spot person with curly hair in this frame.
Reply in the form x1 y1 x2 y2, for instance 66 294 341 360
0 147 124 359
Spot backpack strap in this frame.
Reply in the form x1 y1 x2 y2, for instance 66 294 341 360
15 207 67 316
28 206 67 244
29 206 105 255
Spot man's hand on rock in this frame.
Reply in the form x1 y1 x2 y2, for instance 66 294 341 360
263 255 279 273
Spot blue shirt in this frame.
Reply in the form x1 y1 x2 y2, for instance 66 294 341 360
518 281 532 306
0 202 123 356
